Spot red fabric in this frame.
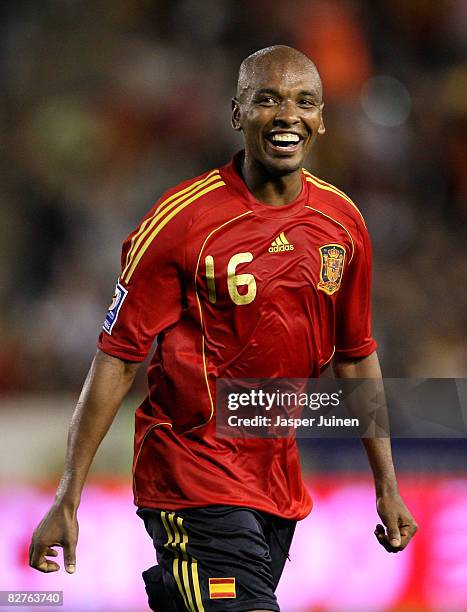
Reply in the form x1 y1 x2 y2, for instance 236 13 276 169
98 152 376 520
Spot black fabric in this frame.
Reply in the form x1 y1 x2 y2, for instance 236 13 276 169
137 505 296 612
142 564 185 612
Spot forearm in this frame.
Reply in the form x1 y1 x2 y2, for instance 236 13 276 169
56 349 140 509
332 351 398 494
360 438 398 496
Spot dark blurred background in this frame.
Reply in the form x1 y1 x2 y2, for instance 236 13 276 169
0 0 465 394
1 2 466 610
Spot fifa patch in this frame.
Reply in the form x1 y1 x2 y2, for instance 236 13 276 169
103 282 128 334
208 577 236 599
317 244 346 295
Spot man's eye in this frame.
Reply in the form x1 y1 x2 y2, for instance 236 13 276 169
299 99 316 107
258 97 277 106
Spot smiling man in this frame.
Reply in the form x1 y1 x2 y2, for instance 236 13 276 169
30 46 417 612
235 46 325 184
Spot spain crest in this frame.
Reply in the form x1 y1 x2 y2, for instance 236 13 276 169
317 244 346 295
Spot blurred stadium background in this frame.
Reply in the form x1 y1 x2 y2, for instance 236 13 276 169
1 0 466 610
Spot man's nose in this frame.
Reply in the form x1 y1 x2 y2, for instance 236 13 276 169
273 99 299 125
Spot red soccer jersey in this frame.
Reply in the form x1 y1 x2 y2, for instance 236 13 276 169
98 152 377 520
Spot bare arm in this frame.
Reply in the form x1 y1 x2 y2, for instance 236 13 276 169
332 351 418 552
29 349 140 573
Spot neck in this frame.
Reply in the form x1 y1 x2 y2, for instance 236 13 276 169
241 153 303 206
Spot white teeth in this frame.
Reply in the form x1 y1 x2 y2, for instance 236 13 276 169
270 133 300 143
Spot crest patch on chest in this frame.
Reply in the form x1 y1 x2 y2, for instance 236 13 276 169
317 244 346 295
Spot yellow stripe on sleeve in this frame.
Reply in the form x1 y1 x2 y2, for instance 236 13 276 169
122 179 225 283
123 171 221 277
303 170 366 225
124 170 220 270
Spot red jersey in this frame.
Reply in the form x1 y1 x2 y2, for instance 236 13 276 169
98 152 376 520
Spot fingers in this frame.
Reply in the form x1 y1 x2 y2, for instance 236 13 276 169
374 521 418 553
374 523 393 552
63 539 77 574
374 523 401 553
30 541 77 574
36 559 61 573
29 543 61 573
387 523 401 548
399 521 418 548
29 507 79 574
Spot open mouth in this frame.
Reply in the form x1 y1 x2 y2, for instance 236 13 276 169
265 132 303 152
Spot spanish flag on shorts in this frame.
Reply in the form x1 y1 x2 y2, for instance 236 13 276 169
208 577 236 599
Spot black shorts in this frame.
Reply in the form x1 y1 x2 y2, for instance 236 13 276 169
137 505 296 612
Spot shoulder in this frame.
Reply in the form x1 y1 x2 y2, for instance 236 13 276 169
143 166 229 228
302 168 368 237
159 167 227 206
125 166 229 247
119 166 229 281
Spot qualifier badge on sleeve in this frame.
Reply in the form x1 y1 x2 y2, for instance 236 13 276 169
103 282 128 335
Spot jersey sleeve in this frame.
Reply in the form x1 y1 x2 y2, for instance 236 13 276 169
334 222 377 359
97 205 185 362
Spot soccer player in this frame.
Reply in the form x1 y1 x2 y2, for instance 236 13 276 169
29 46 417 611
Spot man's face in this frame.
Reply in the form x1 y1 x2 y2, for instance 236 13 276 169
232 56 325 175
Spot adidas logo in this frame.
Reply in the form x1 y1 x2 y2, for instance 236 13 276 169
268 232 294 253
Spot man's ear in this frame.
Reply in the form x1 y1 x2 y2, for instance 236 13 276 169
318 103 326 135
231 98 242 131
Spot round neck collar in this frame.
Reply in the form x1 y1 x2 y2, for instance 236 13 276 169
221 151 308 219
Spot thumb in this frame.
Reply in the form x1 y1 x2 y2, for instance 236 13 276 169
387 524 401 547
63 540 76 574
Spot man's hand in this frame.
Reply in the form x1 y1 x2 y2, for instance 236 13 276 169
29 504 78 573
29 351 139 575
375 493 418 553
332 353 418 554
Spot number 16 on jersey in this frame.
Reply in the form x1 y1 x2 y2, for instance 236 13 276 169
205 253 257 306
